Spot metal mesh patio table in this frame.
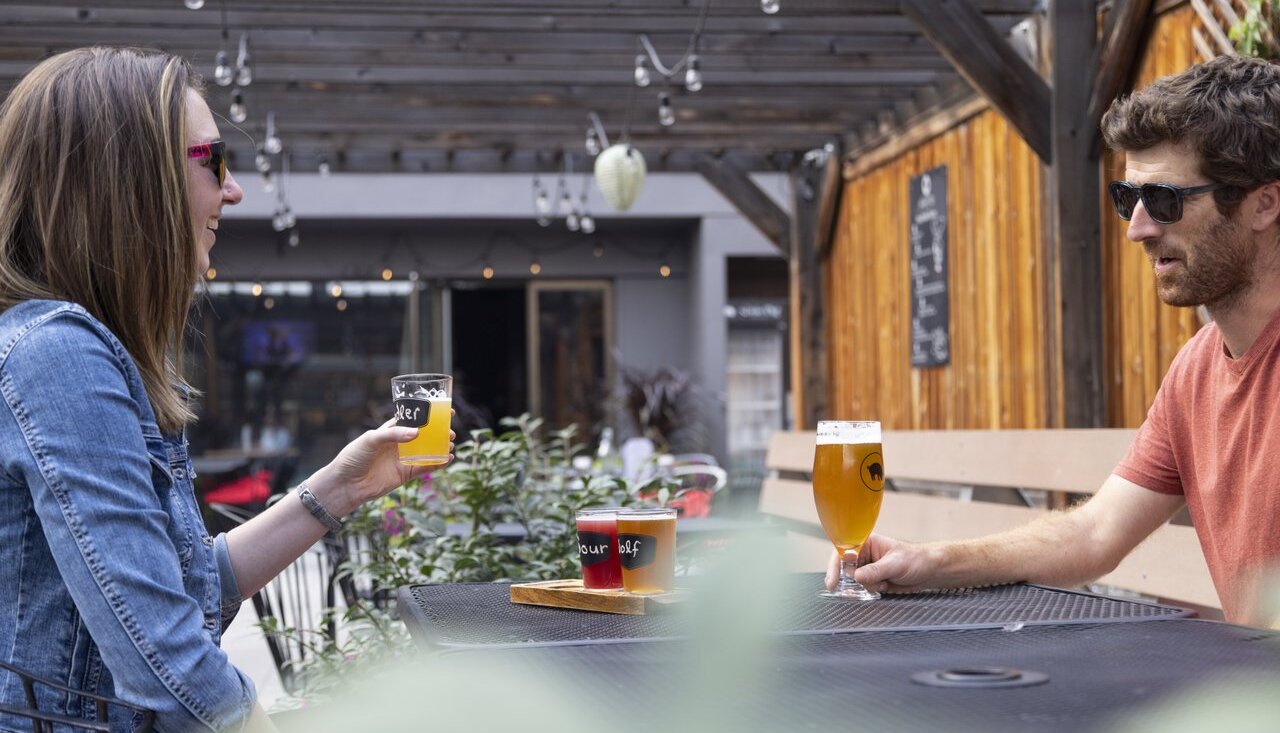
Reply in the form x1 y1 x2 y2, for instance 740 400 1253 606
396 573 1191 649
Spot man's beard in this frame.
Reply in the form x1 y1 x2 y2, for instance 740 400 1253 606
1156 214 1255 310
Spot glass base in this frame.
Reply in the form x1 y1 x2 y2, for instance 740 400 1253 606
398 455 449 466
819 585 881 601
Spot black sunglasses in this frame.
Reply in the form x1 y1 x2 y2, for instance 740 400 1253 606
186 140 226 187
1108 180 1226 225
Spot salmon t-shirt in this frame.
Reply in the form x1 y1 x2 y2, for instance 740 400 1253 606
1114 307 1280 624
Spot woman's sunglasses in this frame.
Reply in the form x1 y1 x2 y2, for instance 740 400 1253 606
186 140 226 187
1107 180 1225 225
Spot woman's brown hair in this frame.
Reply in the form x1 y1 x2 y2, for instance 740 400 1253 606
0 46 202 433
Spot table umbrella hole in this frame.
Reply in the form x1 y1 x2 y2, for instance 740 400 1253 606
911 667 1049 689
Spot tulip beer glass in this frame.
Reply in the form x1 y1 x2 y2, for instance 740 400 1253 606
813 420 885 600
391 374 452 466
576 508 623 590
616 508 677 594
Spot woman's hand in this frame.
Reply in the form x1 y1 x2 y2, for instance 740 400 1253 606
308 416 455 516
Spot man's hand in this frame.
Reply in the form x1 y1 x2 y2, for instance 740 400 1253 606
824 534 940 594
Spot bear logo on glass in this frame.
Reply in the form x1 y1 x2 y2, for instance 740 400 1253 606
859 452 885 492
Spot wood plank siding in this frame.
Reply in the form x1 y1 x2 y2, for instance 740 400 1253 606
828 109 1048 429
828 3 1204 431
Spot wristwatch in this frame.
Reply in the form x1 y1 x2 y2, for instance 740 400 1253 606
296 481 344 533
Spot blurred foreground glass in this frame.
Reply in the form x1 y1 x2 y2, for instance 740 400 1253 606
617 507 677 594
391 373 452 466
576 508 623 590
813 421 884 600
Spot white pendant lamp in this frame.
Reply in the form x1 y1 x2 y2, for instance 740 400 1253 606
593 144 647 212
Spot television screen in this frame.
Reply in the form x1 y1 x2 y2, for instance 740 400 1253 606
242 320 315 367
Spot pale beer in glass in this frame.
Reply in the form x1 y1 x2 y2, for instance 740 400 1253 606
617 508 677 594
391 374 453 466
813 420 884 600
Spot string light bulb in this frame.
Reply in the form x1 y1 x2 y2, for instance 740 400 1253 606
585 127 601 157
263 297 275 310
287 228 300 247
381 268 393 281
229 90 247 123
318 158 331 177
206 267 217 280
529 260 542 275
658 93 675 127
255 149 271 174
282 207 296 229
251 281 263 297
184 0 205 9
566 209 580 232
263 112 282 155
592 243 605 258
579 212 596 234
336 299 348 312
261 173 275 194
533 176 552 226
234 34 253 86
685 55 703 92
213 50 233 87
482 265 495 280
659 263 672 278
634 55 651 87
329 282 343 298
761 0 780 13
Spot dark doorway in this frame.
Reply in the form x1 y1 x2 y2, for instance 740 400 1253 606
451 286 528 430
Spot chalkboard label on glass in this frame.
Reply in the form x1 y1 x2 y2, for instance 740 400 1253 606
909 165 951 368
618 533 658 570
577 531 614 568
394 398 433 429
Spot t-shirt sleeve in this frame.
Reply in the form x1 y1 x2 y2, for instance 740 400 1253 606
1114 381 1184 495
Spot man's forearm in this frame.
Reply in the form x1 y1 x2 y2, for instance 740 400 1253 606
924 507 1117 589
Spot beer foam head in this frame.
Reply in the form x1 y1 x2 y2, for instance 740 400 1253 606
620 508 676 520
412 387 449 400
816 420 881 445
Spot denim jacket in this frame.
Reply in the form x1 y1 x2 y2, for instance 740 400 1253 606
0 300 255 732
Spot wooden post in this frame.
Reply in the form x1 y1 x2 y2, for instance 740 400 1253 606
790 151 836 429
1053 1 1104 428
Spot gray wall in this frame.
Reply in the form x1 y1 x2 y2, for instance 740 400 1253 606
217 171 786 462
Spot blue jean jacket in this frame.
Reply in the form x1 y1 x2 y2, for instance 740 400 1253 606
0 300 255 732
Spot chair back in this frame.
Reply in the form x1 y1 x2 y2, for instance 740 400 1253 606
0 660 154 733
253 537 347 694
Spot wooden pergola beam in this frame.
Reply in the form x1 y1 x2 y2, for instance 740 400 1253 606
1088 0 1155 156
694 155 791 256
901 0 1053 163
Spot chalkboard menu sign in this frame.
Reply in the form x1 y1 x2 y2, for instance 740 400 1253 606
909 165 950 368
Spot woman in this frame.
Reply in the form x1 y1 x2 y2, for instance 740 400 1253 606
0 47 444 732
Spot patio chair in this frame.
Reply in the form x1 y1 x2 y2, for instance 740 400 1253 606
667 463 729 519
206 502 348 695
0 660 155 733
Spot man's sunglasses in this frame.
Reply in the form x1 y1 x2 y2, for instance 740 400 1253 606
187 140 226 187
1107 180 1226 225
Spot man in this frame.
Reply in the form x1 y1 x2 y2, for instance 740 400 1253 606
828 55 1280 625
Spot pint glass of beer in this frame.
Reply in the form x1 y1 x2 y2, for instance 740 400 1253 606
391 374 453 466
813 420 884 600
616 507 677 594
576 508 623 590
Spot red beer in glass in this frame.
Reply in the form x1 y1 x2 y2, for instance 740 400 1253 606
576 508 623 590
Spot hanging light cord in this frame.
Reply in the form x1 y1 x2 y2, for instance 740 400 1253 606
638 0 711 77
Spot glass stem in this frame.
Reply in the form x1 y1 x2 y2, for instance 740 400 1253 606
838 548 859 592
